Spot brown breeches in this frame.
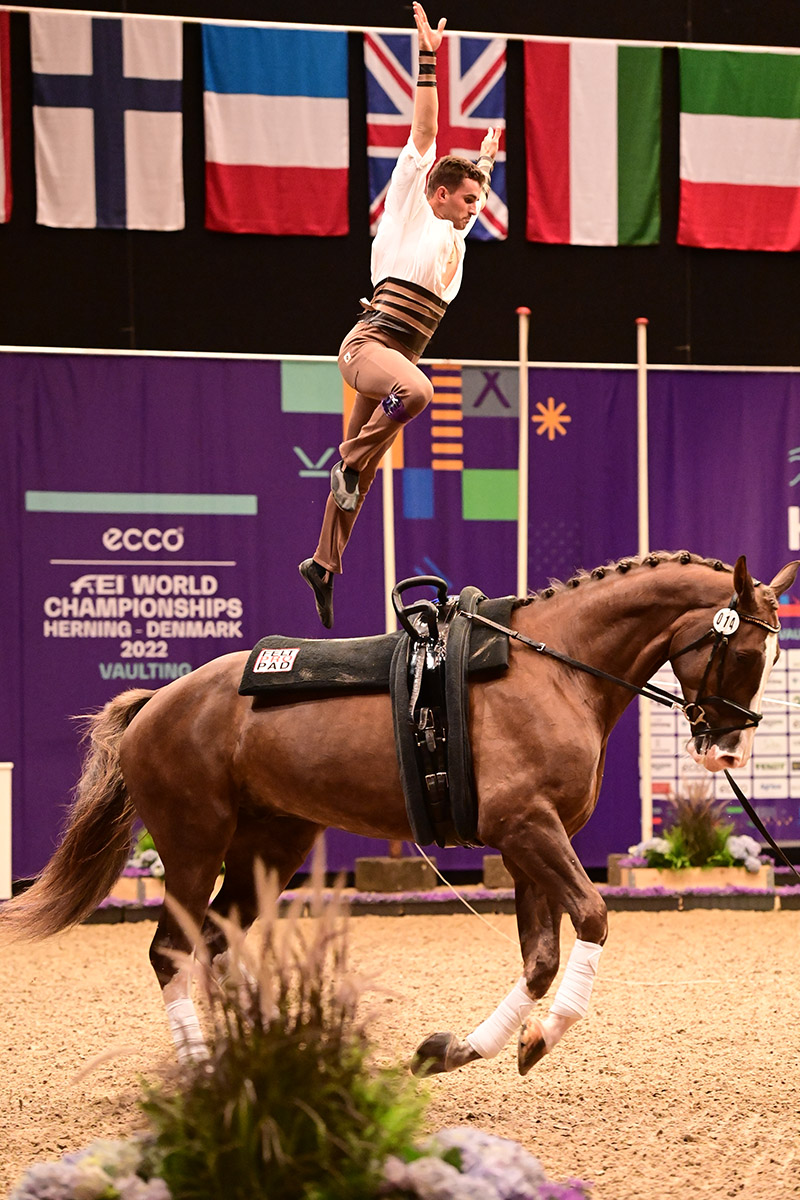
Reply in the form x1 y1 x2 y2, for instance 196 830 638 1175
313 322 435 574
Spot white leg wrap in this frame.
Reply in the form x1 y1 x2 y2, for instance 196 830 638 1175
465 976 535 1059
165 996 209 1064
549 939 603 1020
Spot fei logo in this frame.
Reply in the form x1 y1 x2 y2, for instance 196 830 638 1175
102 527 185 552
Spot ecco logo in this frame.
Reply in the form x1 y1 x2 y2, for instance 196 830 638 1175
102 527 185 552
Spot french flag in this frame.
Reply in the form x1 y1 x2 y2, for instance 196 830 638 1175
202 25 349 236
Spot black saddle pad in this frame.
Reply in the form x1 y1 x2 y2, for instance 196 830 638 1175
238 595 515 698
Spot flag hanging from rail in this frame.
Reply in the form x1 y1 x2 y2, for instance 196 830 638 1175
30 12 184 230
202 24 349 236
365 31 507 240
524 40 662 246
678 48 800 251
0 11 11 224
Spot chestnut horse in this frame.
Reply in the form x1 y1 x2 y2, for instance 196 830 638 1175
1 551 796 1075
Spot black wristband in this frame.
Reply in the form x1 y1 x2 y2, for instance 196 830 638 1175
418 52 437 86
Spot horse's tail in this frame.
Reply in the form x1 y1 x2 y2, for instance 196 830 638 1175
0 688 155 941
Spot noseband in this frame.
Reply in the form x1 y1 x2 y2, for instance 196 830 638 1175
670 594 781 742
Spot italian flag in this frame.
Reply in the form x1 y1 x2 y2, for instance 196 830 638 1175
525 41 661 246
679 48 800 251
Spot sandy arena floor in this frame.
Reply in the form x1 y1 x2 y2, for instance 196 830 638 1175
2 907 799 1199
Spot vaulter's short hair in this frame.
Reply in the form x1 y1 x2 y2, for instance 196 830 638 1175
426 155 485 198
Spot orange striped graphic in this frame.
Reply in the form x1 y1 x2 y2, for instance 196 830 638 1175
429 364 464 472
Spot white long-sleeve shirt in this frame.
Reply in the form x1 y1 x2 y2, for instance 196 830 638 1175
370 136 479 304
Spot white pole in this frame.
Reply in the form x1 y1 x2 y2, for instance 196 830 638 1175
516 306 531 598
636 317 653 841
382 446 397 633
0 762 13 900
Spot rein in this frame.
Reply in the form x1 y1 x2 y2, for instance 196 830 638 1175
460 604 800 885
461 608 690 717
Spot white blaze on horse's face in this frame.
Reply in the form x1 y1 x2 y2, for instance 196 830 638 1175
689 631 779 772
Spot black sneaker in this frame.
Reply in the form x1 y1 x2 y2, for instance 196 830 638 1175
298 559 334 629
330 460 360 512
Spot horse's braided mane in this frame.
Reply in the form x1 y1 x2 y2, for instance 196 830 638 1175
511 549 736 609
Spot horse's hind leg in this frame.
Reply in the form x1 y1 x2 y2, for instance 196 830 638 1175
201 811 324 967
152 810 322 1062
150 842 232 1064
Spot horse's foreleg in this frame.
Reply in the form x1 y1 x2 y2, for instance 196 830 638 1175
412 879 560 1075
504 811 607 1075
411 869 547 1076
517 937 603 1074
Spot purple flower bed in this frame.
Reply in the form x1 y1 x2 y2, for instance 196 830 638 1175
679 885 773 896
599 885 680 898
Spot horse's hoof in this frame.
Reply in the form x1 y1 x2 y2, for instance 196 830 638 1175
518 1016 548 1076
411 1031 480 1075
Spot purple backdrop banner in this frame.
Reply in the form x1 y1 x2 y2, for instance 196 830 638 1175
648 369 800 844
1 351 652 878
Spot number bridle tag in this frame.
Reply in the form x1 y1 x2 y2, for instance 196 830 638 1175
712 607 740 636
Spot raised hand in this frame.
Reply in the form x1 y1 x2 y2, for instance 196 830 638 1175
413 2 447 53
480 126 502 160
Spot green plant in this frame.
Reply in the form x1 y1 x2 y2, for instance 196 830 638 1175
628 782 746 869
661 783 735 867
140 852 426 1200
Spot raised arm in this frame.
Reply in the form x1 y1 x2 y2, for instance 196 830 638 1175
476 124 502 210
411 2 446 157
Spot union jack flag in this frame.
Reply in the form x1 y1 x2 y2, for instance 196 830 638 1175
365 32 507 241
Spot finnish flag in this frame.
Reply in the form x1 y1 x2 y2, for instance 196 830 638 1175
31 13 184 230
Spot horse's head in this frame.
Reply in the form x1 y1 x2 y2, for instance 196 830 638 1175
671 556 799 772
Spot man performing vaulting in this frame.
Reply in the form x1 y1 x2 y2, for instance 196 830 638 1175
299 1 501 628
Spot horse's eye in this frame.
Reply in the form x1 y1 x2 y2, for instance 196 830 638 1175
732 648 762 668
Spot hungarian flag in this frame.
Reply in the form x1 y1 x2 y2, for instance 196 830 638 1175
0 10 12 223
679 48 800 251
525 40 661 246
203 24 349 236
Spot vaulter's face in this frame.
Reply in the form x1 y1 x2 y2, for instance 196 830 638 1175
434 180 480 229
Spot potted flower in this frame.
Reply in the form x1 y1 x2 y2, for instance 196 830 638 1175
104 828 166 905
615 783 774 890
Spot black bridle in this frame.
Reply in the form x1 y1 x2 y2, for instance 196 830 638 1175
669 593 781 742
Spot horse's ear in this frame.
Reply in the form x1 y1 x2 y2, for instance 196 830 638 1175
769 560 800 598
733 555 757 608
